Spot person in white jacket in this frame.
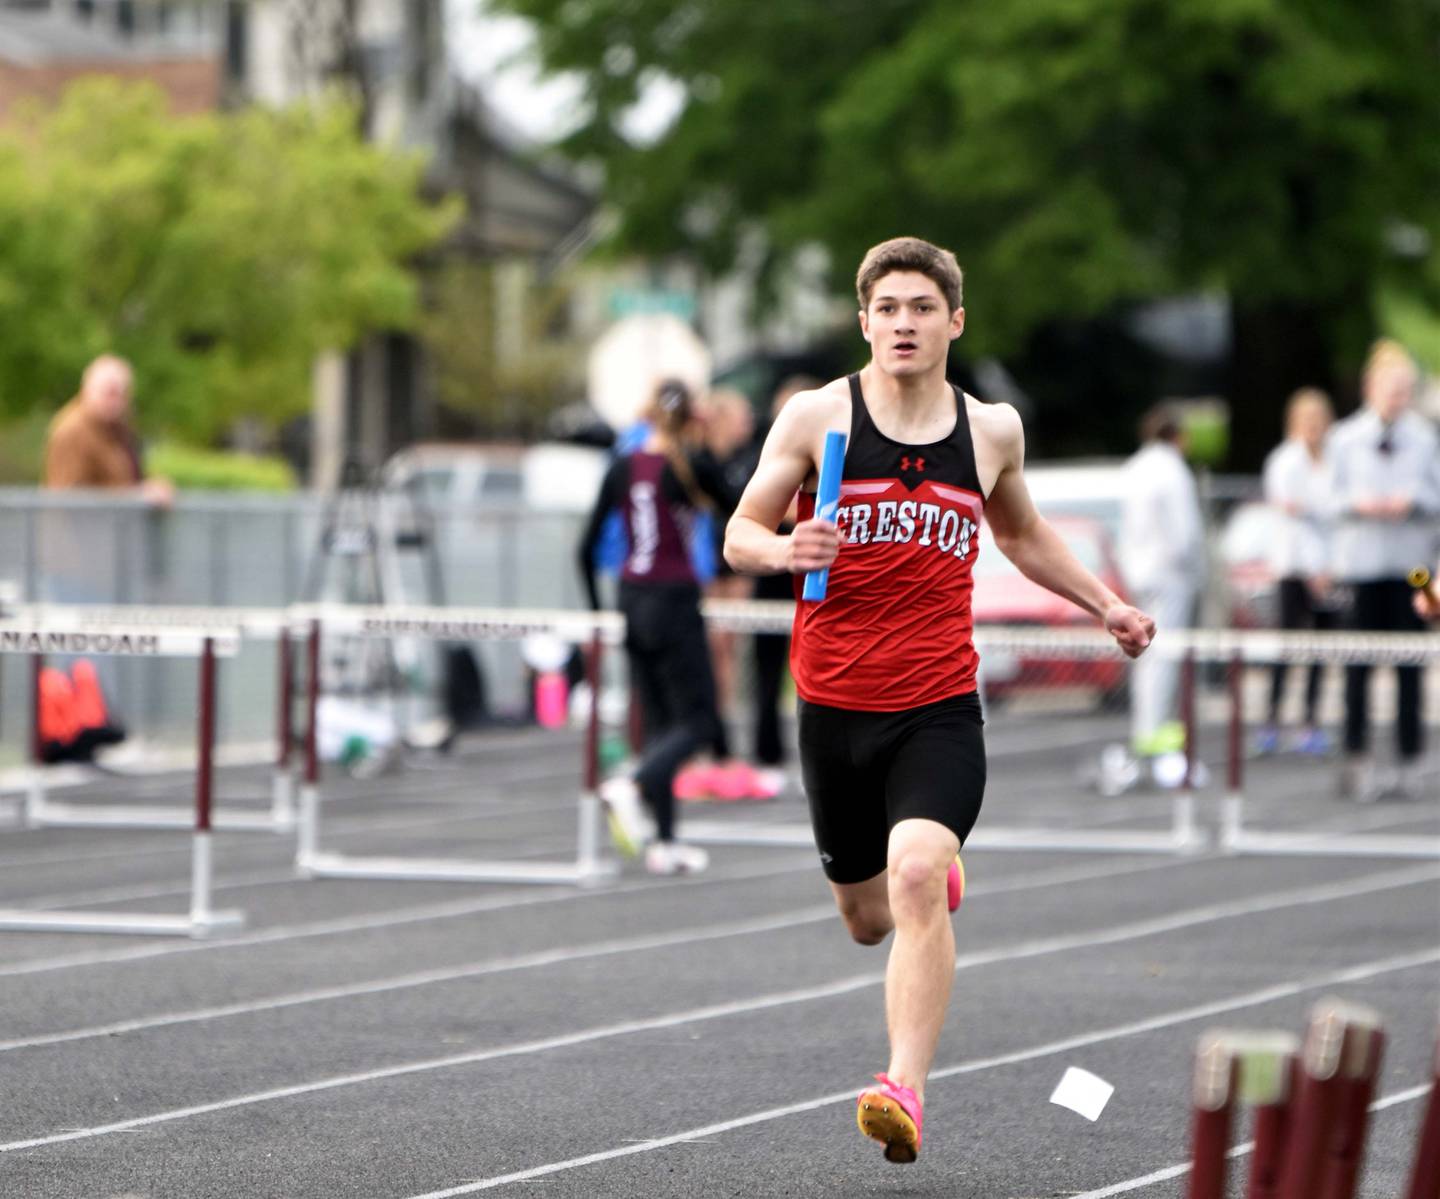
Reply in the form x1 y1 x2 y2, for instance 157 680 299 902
1119 405 1205 767
1257 388 1336 755
1326 340 1439 800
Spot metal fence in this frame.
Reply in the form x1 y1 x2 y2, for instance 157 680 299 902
0 488 587 762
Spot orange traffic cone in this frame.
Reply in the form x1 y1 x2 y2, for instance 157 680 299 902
37 667 83 762
70 659 126 753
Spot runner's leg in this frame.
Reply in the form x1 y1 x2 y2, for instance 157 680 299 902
881 816 959 1101
829 871 891 946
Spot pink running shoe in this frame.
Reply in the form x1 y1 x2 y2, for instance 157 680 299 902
947 854 965 913
708 762 754 802
710 762 783 801
856 1073 923 1163
673 764 713 802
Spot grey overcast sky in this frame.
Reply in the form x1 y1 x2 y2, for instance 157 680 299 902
446 0 682 144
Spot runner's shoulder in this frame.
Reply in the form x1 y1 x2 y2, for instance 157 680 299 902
772 378 850 440
966 394 1023 452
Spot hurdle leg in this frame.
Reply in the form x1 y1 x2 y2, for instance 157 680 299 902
576 632 605 883
1188 1035 1238 1199
187 638 243 936
296 619 322 874
1220 651 1245 853
1405 1026 1440 1199
1319 1025 1384 1199
1170 651 1205 853
25 652 45 827
1181 650 1196 788
1246 1056 1298 1199
1172 793 1201 852
1278 1002 1374 1199
270 630 296 830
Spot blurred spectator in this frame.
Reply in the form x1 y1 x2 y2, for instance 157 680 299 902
749 375 821 781
1118 404 1204 775
1257 388 1336 755
698 388 759 719
675 387 785 801
44 355 173 505
576 379 736 874
37 354 168 748
1327 339 1440 801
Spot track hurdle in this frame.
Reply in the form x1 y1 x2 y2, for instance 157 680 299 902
11 604 299 834
1406 1021 1440 1199
683 607 1207 856
1215 629 1440 860
1278 998 1384 1199
0 613 245 937
293 606 620 887
1187 1029 1302 1199
1187 1001 1388 1199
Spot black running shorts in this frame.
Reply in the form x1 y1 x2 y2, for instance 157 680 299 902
797 691 986 885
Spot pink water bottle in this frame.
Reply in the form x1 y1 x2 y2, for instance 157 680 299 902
535 671 569 729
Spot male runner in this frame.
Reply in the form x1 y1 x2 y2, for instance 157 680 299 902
724 236 1155 1164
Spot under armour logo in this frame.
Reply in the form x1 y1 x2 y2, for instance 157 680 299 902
900 456 926 472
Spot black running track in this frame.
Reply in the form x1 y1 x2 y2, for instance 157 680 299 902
0 717 1436 1199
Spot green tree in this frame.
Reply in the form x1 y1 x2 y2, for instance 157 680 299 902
0 79 457 441
420 260 583 438
487 0 1439 463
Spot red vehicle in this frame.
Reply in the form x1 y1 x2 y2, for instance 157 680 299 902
971 515 1129 706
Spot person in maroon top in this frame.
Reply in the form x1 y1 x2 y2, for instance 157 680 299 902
577 379 736 875
726 237 1155 1165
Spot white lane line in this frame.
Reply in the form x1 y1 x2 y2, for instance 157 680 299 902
0 790 580 875
0 855 815 979
8 827 592 910
399 952 1440 1197
0 843 1191 979
0 857 1185 1052
2 874 1435 1155
1067 1082 1435 1198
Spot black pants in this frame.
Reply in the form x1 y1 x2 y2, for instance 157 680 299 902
1268 577 1336 726
621 581 723 841
1344 578 1426 760
751 570 794 766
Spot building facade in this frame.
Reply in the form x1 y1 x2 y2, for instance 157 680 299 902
0 0 220 117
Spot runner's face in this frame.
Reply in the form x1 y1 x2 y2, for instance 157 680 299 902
859 271 963 377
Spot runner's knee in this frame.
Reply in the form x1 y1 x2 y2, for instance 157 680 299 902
886 850 947 915
835 894 890 945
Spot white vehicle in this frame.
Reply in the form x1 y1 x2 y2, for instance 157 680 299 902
381 442 608 513
1020 460 1130 537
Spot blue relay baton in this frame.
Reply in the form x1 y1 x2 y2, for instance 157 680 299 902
802 430 847 602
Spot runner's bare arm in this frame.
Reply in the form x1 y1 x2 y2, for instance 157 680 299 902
725 391 841 576
982 406 1155 658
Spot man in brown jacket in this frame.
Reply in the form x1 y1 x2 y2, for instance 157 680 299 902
44 354 173 504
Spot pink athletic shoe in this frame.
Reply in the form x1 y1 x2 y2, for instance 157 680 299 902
947 855 965 913
673 764 713 802
856 1073 923 1163
709 762 783 801
708 762 755 801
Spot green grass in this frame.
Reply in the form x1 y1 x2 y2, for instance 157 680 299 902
145 442 297 491
0 411 51 484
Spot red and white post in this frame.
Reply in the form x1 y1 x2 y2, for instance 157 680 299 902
1405 1024 1440 1199
271 628 296 829
1188 1033 1238 1199
297 618 322 871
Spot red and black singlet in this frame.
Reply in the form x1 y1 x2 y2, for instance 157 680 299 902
791 374 986 711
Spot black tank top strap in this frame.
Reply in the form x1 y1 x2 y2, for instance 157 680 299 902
948 383 984 499
847 373 877 444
